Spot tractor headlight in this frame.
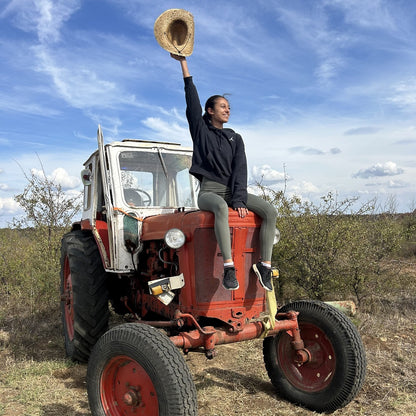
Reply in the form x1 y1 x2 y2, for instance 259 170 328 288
164 228 186 249
273 228 281 245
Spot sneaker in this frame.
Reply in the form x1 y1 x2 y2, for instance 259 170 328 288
253 262 273 292
222 267 239 290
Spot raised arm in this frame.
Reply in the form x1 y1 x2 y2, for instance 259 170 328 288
170 53 205 144
170 53 190 78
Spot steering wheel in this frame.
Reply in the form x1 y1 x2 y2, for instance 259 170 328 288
135 189 152 206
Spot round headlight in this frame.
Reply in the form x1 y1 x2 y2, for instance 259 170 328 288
164 228 186 249
273 228 281 245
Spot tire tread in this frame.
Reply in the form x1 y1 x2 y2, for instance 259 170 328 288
60 230 109 362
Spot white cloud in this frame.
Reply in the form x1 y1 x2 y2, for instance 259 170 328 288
289 146 325 155
365 179 409 189
31 167 80 189
353 161 404 179
290 181 320 194
269 3 350 85
0 183 9 191
387 179 408 188
142 117 189 144
1 1 153 116
1 0 81 44
386 77 416 111
315 57 345 86
50 167 80 189
0 197 21 215
0 92 61 117
325 0 397 31
65 189 82 198
288 146 342 156
34 47 132 110
344 126 382 135
251 165 286 185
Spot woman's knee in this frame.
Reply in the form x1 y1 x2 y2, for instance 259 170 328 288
214 199 229 219
198 192 229 216
266 203 278 222
247 194 277 220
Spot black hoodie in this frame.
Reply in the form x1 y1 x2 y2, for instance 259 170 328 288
184 76 248 208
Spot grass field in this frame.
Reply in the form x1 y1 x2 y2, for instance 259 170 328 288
1 288 415 416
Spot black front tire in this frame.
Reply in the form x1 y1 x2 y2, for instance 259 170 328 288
87 323 198 416
263 300 366 413
60 229 109 362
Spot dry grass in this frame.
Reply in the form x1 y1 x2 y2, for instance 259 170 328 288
1 306 416 416
1 277 416 415
0 313 90 416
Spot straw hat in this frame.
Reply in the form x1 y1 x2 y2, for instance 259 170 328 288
154 9 194 56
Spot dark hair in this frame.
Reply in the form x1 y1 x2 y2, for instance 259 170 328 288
202 94 230 125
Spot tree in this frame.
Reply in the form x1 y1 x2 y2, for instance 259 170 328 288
13 159 82 243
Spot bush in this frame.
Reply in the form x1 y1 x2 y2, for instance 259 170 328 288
0 227 64 316
261 190 404 304
0 162 81 318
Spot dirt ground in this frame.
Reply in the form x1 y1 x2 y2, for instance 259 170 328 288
1 297 415 416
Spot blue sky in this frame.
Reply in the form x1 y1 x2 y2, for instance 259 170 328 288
1 0 416 227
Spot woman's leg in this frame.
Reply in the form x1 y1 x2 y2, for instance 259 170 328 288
246 194 278 262
246 194 277 292
198 191 239 290
198 191 232 261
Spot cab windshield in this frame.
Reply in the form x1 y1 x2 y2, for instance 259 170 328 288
118 149 197 208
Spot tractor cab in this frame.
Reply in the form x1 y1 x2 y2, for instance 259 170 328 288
80 126 198 272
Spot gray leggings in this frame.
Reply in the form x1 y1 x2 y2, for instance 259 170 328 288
198 178 278 262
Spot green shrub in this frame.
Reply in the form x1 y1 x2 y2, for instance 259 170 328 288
0 227 65 316
0 162 81 319
260 189 404 304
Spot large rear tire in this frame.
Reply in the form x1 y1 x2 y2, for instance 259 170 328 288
87 323 198 416
263 300 366 413
60 229 109 362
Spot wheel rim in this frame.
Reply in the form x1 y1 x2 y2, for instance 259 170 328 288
277 322 336 392
100 355 159 415
62 256 74 341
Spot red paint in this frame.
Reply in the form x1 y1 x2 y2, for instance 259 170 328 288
141 210 266 325
100 355 159 415
276 322 336 392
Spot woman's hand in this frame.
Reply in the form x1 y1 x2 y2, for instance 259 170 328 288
235 207 249 218
170 53 186 61
171 53 190 77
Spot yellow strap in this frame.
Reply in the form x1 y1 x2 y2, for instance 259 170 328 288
113 207 143 222
261 281 278 338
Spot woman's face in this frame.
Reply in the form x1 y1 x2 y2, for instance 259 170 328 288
207 97 230 126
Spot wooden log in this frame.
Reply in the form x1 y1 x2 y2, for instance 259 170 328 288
325 300 357 316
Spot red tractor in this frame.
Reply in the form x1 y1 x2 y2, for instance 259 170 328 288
60 126 366 416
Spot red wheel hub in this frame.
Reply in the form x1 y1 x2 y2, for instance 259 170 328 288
62 257 74 341
100 355 159 415
278 323 336 392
